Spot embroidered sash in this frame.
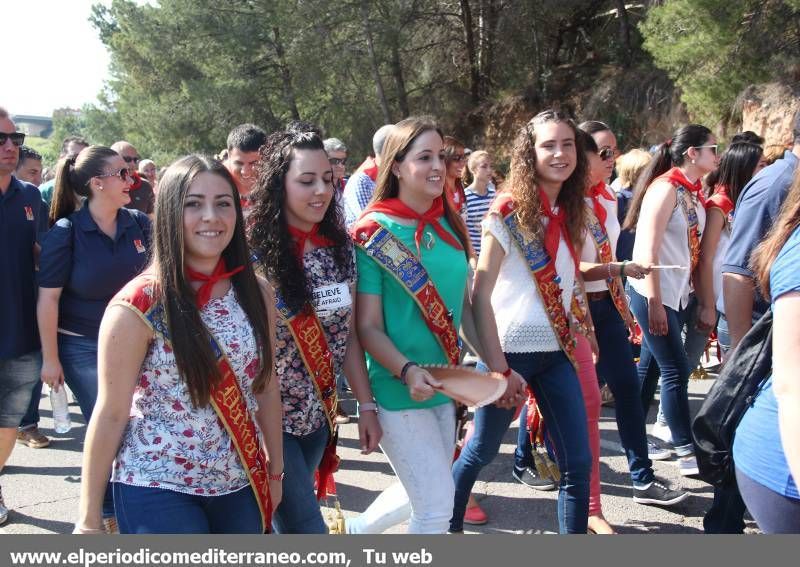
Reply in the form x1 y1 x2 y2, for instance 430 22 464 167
675 185 702 273
275 294 340 500
584 205 636 332
112 276 272 533
352 218 461 365
491 195 578 368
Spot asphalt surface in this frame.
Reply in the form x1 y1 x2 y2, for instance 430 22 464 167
0 365 759 535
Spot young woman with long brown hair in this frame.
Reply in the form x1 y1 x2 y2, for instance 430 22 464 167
347 116 497 534
461 109 593 534
248 129 381 533
624 124 717 476
74 155 282 534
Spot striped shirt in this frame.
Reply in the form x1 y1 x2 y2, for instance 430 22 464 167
464 183 496 255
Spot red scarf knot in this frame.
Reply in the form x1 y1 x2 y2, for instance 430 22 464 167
186 258 244 309
539 189 578 270
288 224 335 265
588 182 614 225
359 196 463 256
659 167 705 206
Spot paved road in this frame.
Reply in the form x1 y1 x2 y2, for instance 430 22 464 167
0 370 758 535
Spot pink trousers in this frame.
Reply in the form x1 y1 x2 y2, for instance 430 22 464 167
575 334 602 516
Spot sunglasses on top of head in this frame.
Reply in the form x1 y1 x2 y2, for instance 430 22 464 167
598 148 615 161
95 168 131 182
0 132 26 147
683 144 718 156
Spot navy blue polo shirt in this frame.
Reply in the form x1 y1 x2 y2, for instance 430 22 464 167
721 150 798 317
38 206 152 339
0 177 48 359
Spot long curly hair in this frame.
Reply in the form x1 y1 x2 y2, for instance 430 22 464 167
506 109 588 247
248 129 352 313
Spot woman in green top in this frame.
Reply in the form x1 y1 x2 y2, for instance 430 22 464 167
348 117 523 534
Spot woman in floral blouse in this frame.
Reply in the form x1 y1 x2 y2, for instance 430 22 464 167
248 128 381 533
74 155 282 534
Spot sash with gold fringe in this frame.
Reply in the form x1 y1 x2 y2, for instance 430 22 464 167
275 293 340 500
112 276 272 533
675 185 702 273
351 218 461 366
491 194 578 368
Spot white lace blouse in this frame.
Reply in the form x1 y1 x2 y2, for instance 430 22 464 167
482 212 576 353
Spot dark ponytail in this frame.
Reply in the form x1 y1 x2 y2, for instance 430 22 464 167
49 145 118 226
623 124 712 230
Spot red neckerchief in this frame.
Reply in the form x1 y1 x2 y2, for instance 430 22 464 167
587 182 613 225
186 259 244 308
288 224 335 265
657 167 705 206
129 171 143 191
539 189 578 269
360 196 463 255
706 184 734 216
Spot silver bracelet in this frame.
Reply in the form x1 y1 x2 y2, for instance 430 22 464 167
358 401 378 413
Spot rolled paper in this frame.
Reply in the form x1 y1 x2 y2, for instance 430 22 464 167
423 364 508 407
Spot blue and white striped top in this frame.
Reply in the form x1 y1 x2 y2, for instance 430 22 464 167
464 183 497 256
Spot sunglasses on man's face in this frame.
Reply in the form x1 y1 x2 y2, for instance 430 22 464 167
598 148 615 161
123 155 141 164
0 132 26 147
95 168 131 182
329 158 348 167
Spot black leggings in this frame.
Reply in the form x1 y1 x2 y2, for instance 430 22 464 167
736 467 800 534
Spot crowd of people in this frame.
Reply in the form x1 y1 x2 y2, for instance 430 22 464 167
0 102 799 534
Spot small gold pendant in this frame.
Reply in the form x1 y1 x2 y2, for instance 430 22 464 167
423 231 435 250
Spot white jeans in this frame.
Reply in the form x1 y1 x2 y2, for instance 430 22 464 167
347 402 456 534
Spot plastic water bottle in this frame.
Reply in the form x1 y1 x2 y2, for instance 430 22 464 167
49 385 72 434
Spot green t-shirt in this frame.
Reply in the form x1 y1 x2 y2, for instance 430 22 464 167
356 213 468 411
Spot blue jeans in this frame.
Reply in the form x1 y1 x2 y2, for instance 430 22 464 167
0 351 41 428
19 379 43 430
58 333 114 517
113 483 262 533
452 350 590 534
272 424 329 534
58 334 99 422
589 297 653 484
628 287 693 454
716 313 731 355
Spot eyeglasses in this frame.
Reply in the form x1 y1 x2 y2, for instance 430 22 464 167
122 155 141 164
598 148 615 161
684 145 718 156
329 157 348 166
95 168 130 182
0 131 25 147
451 154 466 163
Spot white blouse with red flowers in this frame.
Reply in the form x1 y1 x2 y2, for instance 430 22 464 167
112 286 262 496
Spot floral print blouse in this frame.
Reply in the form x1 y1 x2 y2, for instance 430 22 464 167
275 245 355 437
112 286 262 496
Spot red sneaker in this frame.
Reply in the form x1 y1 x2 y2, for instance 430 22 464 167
464 503 488 525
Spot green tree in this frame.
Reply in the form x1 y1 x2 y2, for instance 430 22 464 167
640 0 800 126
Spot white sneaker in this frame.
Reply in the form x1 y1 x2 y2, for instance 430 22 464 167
648 441 671 461
679 455 699 477
0 486 8 525
650 421 674 445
